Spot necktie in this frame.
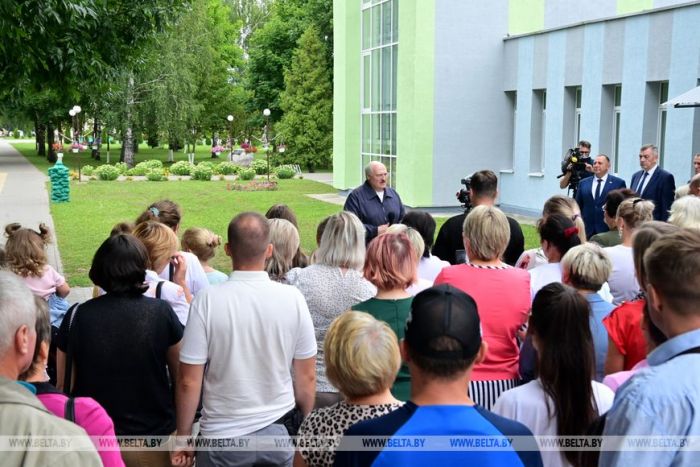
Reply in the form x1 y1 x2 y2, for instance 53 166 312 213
636 172 648 195
594 178 603 200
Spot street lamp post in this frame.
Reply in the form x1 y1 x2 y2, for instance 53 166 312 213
227 114 234 161
263 108 271 182
69 105 82 152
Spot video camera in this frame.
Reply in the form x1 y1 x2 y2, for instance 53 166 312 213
456 176 472 210
557 148 593 197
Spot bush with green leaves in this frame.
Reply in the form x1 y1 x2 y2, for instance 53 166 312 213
191 163 213 181
216 161 239 175
113 162 128 175
170 161 193 176
251 159 269 175
94 164 120 181
81 165 95 176
238 167 256 180
142 159 163 170
275 165 296 179
146 168 166 181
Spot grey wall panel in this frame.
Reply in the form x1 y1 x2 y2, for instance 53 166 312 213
532 35 549 89
564 27 584 86
647 11 673 81
432 0 511 206
544 0 616 30
602 21 624 84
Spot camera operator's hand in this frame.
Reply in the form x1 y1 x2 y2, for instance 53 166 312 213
584 162 593 172
559 171 571 189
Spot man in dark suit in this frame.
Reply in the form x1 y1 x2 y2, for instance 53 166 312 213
575 154 626 238
630 144 676 221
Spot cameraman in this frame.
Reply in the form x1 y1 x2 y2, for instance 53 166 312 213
432 170 524 265
559 140 594 191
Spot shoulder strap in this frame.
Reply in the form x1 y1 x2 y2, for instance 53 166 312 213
64 397 76 423
156 281 165 299
63 303 80 396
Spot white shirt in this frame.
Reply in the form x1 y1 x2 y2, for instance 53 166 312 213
180 271 317 437
592 174 608 200
143 269 189 325
158 251 209 297
493 379 614 467
604 245 639 305
637 164 658 195
529 262 614 303
418 255 450 283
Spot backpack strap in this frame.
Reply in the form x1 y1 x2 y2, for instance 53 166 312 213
63 303 80 396
64 397 76 423
156 281 165 299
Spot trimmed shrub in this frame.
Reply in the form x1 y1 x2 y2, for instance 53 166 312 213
251 158 268 175
170 161 193 176
113 162 128 175
81 165 95 176
275 166 295 179
238 167 256 180
142 159 163 170
146 168 166 181
94 164 120 181
191 163 213 181
216 161 239 175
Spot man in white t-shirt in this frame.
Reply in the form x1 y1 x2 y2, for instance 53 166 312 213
172 212 317 467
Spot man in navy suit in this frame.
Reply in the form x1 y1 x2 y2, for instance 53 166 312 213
575 154 626 238
630 144 676 221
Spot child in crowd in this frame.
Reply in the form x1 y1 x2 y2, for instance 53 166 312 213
181 227 228 285
4 223 70 329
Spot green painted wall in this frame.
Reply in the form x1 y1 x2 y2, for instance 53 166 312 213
396 0 435 207
332 0 362 190
617 0 653 14
509 0 545 35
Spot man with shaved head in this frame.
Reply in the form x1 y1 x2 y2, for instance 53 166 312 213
344 161 405 242
173 212 317 466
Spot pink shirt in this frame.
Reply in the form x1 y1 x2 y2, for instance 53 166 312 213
435 263 530 380
602 359 649 392
37 392 125 467
21 265 65 299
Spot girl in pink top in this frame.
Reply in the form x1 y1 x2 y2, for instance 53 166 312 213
21 298 125 467
4 223 71 328
434 206 530 409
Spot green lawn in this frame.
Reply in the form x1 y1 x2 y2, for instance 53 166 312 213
12 142 538 286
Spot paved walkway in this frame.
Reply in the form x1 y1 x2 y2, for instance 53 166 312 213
0 140 92 303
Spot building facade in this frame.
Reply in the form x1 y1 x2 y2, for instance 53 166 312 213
334 0 700 215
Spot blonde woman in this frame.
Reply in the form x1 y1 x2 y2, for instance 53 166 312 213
604 198 654 305
133 221 191 326
435 206 530 409
181 227 228 285
286 212 376 407
295 311 403 467
266 218 301 283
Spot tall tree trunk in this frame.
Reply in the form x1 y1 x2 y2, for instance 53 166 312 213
92 118 101 160
47 122 57 163
123 73 136 167
35 115 46 156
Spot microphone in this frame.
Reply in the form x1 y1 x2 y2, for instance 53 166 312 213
387 212 396 225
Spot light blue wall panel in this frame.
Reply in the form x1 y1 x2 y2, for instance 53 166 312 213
617 16 650 182
580 23 606 150
665 6 700 181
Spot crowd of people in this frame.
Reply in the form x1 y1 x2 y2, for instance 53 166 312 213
0 154 699 467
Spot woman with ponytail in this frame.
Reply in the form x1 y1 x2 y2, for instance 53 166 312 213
494 282 614 467
528 214 582 300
